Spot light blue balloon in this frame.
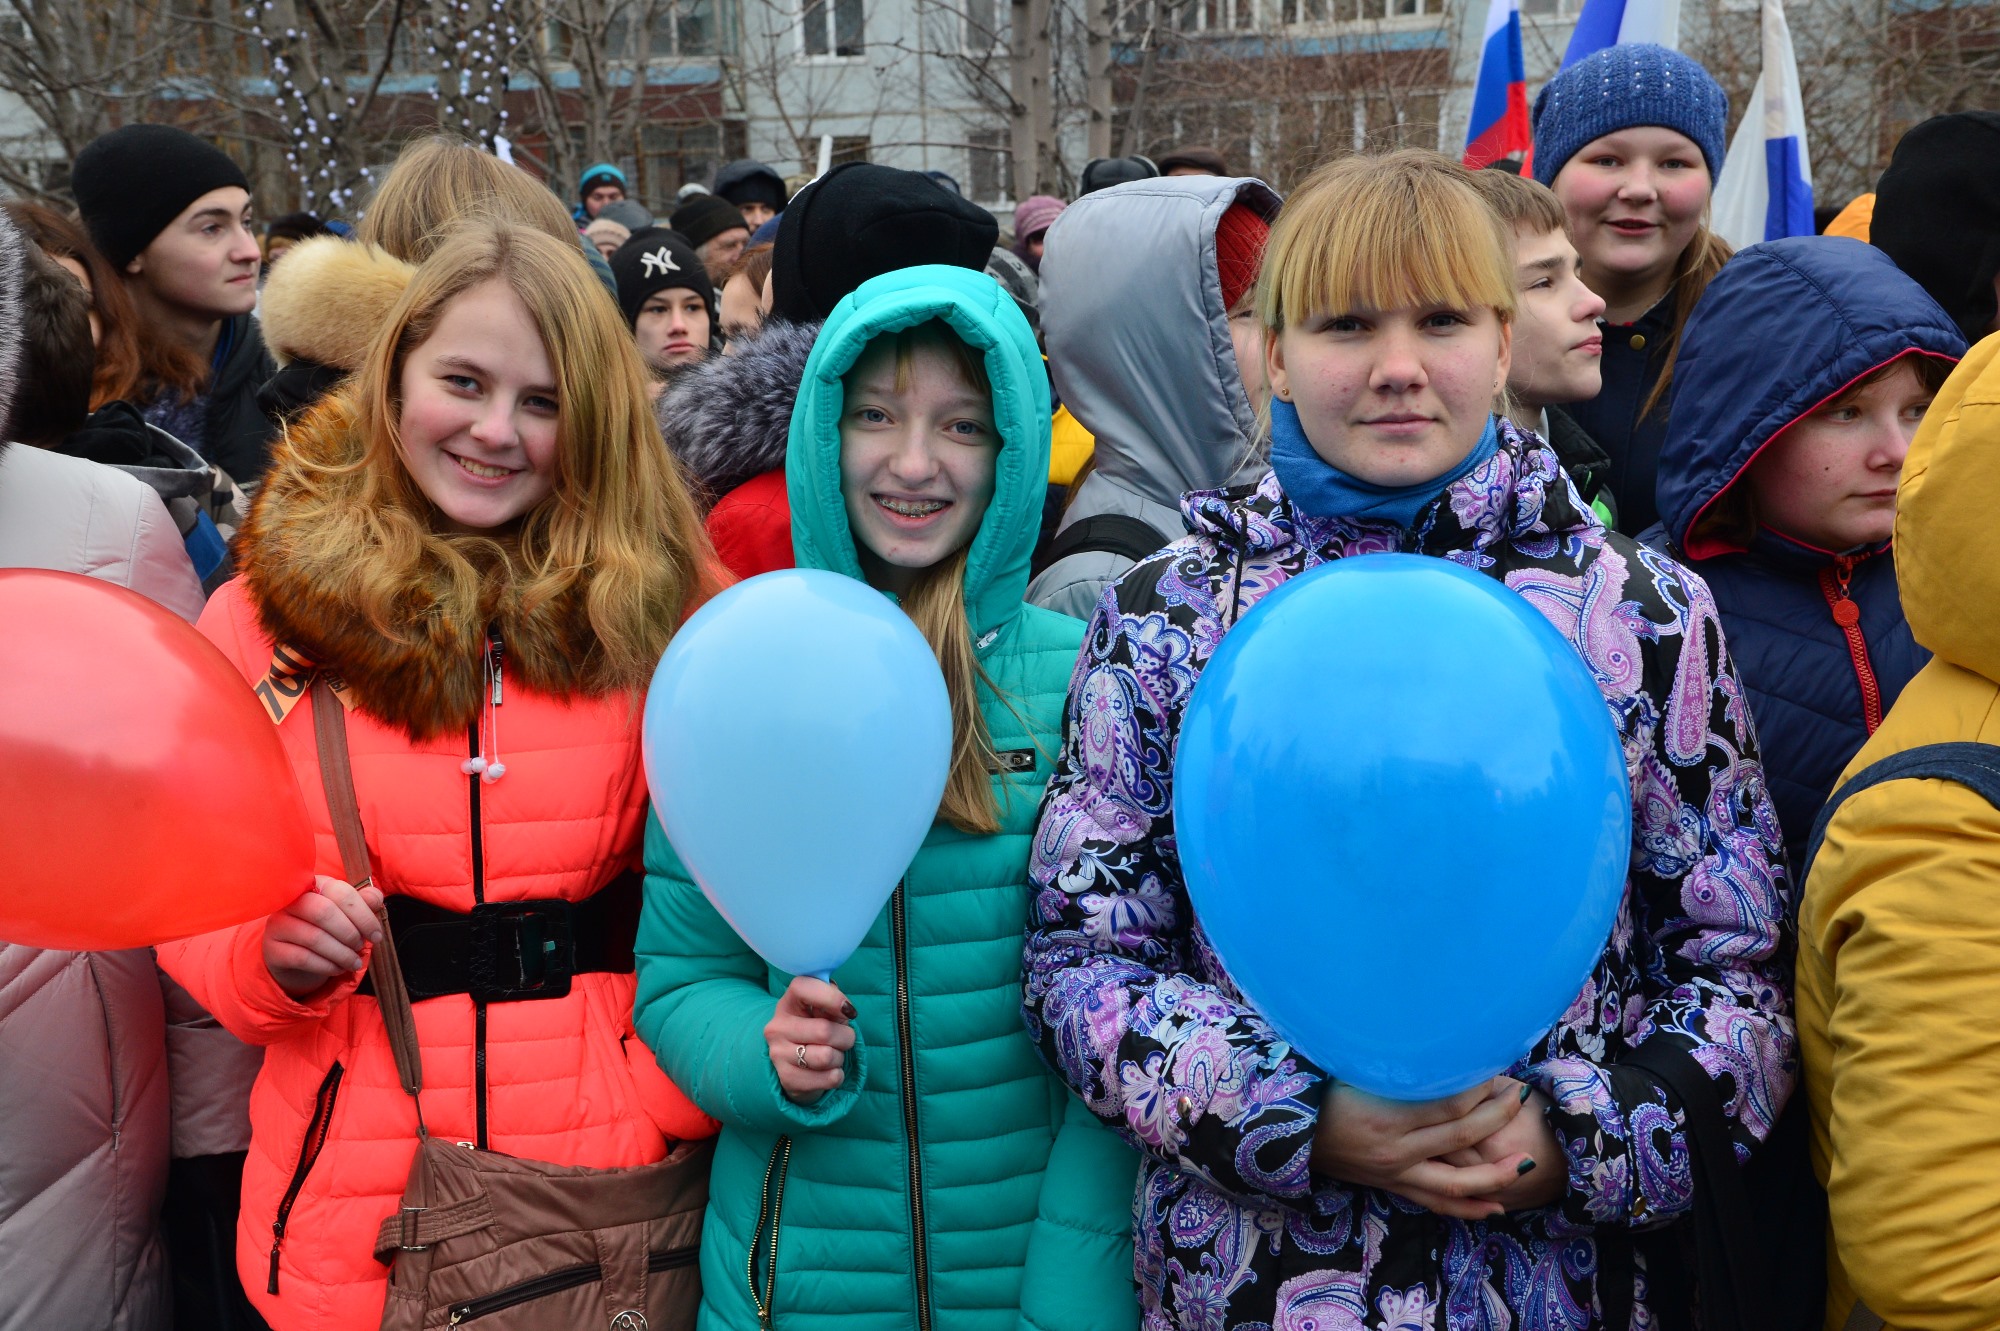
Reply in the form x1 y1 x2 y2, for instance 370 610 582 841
1174 554 1631 1101
644 569 951 979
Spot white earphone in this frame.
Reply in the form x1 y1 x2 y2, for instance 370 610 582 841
463 636 506 784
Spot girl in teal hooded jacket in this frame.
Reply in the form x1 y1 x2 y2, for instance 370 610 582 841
634 265 1139 1331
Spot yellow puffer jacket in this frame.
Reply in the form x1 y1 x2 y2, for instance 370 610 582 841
1049 402 1094 487
1798 330 2000 1331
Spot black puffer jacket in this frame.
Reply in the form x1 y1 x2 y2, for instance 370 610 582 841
204 312 278 485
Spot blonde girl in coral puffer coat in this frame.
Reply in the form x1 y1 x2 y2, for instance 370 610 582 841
158 218 721 1331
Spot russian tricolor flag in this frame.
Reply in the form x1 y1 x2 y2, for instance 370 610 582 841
1464 0 1531 170
1711 0 1813 247
1559 0 1681 67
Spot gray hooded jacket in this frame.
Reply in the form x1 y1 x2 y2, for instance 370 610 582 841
1025 175 1281 619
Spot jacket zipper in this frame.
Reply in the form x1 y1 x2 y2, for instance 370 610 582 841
1819 558 1884 733
748 1135 794 1329
469 630 497 1150
446 1246 698 1324
891 882 933 1331
468 717 489 1150
83 957 125 1146
268 1061 345 1294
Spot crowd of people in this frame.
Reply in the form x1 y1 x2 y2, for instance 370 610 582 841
3 40 2000 1331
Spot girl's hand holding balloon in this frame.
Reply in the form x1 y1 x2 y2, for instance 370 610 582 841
767 975 858 1104
1310 1076 1539 1221
1441 1087 1566 1213
263 876 386 997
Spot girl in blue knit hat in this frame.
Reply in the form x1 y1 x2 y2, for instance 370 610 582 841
1531 43 1730 536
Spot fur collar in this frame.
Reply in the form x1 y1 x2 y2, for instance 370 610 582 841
658 318 818 504
237 395 619 740
259 237 416 371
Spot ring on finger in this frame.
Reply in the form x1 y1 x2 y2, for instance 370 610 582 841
795 1044 809 1068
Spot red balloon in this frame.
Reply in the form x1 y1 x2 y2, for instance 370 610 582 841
0 569 314 949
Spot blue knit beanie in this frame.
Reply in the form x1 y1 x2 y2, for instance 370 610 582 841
1531 44 1728 187
578 161 627 200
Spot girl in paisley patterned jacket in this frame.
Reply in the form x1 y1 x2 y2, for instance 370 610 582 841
1021 149 1795 1330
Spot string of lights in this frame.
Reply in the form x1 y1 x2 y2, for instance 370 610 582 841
247 0 516 210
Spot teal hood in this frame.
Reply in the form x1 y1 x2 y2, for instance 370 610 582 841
786 264 1052 644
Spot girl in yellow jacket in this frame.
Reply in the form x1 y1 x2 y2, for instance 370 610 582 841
1798 333 2000 1331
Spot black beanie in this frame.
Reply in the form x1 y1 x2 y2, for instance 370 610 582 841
670 194 750 250
714 159 788 213
609 228 715 328
265 211 330 244
72 124 251 269
1079 156 1160 196
770 163 998 325
1873 111 2000 345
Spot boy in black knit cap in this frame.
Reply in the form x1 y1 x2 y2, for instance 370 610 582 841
70 124 278 485
609 228 717 394
670 193 751 283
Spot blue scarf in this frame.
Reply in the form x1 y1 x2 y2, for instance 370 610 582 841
1267 398 1499 529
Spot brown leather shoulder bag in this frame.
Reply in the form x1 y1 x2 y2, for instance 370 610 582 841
310 677 711 1331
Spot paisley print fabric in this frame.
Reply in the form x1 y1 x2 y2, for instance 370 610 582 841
1022 421 1795 1329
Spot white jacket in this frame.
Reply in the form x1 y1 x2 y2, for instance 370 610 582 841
0 441 203 619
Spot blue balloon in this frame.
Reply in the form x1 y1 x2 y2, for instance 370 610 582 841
644 569 951 979
1174 554 1630 1101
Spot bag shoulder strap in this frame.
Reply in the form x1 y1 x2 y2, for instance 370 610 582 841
1802 741 2000 884
311 677 425 1105
1031 512 1169 578
1617 1039 1774 1331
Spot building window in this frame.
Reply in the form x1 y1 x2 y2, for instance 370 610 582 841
551 0 719 61
1175 0 1257 32
1279 0 1442 21
639 122 730 198
802 0 864 55
969 128 1010 202
665 0 720 56
965 0 1003 51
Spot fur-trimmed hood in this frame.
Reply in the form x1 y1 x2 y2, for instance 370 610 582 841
259 236 415 371
657 318 817 504
237 395 628 740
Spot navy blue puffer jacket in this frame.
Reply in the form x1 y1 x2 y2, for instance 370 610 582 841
1642 236 1965 877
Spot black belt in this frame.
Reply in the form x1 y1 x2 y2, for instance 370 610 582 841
357 871 642 1004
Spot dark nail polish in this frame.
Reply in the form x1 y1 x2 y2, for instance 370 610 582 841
841 1001 857 1020
1517 1158 1537 1176
1519 1084 1533 1104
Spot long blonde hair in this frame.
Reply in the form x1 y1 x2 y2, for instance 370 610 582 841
1639 225 1733 420
285 216 709 701
846 322 1005 836
358 136 581 264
